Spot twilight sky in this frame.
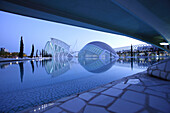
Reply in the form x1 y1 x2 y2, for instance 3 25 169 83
0 11 146 55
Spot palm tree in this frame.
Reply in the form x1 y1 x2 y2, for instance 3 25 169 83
30 44 34 58
19 36 24 58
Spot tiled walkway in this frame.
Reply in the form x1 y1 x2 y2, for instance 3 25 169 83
21 71 170 113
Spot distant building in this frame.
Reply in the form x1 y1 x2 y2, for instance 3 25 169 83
0 48 8 52
136 45 158 52
114 46 131 52
114 44 169 57
44 38 70 59
78 41 118 59
114 44 159 52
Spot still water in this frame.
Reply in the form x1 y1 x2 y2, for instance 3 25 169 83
0 57 167 112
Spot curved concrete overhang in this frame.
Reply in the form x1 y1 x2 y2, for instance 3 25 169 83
0 0 170 52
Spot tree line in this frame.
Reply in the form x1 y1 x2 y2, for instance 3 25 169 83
19 36 52 58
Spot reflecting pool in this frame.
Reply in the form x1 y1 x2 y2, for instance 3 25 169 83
0 57 168 112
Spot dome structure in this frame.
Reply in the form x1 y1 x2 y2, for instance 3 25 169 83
88 41 117 54
78 41 118 59
44 38 70 60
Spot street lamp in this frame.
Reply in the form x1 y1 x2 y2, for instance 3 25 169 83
159 42 169 45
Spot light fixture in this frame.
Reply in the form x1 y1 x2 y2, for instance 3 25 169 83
160 42 169 45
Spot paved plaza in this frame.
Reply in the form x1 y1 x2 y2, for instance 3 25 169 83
21 71 170 113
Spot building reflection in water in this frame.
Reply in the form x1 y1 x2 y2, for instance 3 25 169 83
19 62 24 83
78 57 116 73
0 63 9 69
0 57 168 83
44 58 71 77
116 57 168 68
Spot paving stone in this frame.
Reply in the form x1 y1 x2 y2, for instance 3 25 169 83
89 95 115 107
168 94 170 99
146 81 164 86
147 59 170 80
54 102 61 106
139 78 151 82
103 84 113 88
149 95 170 113
102 88 123 97
79 92 96 101
148 86 170 93
148 69 152 75
161 84 170 89
157 62 166 71
90 87 107 93
127 85 145 92
121 90 146 105
144 89 166 98
167 73 170 80
127 79 140 84
108 99 143 113
57 95 76 102
60 98 85 112
84 105 109 113
112 83 130 90
160 71 167 79
44 107 62 113
145 76 164 82
165 60 170 72
139 110 149 113
150 65 157 70
141 78 165 86
152 70 160 77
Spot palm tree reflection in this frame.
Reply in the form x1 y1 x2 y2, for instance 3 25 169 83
30 61 34 73
19 62 24 83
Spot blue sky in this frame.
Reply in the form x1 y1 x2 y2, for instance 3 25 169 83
0 11 146 55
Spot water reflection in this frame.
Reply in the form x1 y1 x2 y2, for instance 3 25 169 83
0 57 169 83
0 57 169 112
131 58 133 70
0 63 9 69
44 59 70 77
19 62 24 82
36 60 38 68
0 57 168 71
116 57 168 68
78 57 116 73
30 61 34 73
